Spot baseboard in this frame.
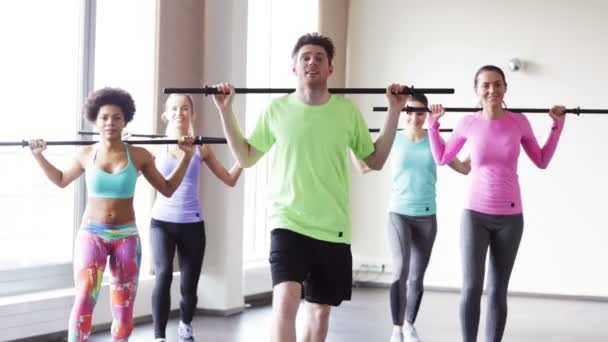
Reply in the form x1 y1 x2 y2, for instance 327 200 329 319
244 291 273 307
195 306 245 317
353 281 608 303
11 332 66 342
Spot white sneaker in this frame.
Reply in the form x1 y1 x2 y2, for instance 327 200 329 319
390 331 404 342
403 325 422 342
178 321 194 342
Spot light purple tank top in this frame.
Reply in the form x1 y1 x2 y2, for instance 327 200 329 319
151 147 203 223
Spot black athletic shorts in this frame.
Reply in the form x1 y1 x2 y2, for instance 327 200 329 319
269 228 352 306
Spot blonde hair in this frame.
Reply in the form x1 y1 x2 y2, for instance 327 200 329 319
163 94 195 137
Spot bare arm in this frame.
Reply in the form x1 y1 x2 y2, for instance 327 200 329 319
201 145 243 187
29 139 85 188
139 138 195 197
363 84 406 170
212 83 264 168
137 142 162 177
350 150 372 174
448 156 471 175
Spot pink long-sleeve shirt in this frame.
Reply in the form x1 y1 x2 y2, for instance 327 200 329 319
428 111 564 215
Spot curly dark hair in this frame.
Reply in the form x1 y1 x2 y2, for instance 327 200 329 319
291 32 335 65
83 87 136 123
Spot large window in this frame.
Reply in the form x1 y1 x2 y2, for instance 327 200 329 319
0 0 157 297
94 0 156 275
243 0 319 262
0 1 82 282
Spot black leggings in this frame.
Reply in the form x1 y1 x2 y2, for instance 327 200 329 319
150 218 206 339
460 209 523 342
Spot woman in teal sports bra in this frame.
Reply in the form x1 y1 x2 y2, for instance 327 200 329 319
29 87 195 342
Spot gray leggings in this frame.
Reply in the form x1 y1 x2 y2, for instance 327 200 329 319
387 212 437 325
460 209 524 342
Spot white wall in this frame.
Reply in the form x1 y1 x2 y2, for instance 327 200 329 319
156 0 247 315
157 0 248 313
347 0 608 297
197 0 247 313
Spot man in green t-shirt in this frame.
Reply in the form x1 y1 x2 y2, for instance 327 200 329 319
212 33 406 342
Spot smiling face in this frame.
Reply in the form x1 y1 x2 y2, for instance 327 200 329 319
165 94 194 135
405 99 427 130
292 44 333 88
474 67 508 110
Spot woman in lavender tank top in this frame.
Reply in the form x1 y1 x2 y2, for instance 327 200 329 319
150 94 242 342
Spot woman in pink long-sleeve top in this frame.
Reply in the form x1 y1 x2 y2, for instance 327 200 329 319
426 65 566 342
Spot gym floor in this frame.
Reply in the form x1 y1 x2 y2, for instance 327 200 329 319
91 287 608 341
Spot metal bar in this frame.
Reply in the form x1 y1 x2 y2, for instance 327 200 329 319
369 128 453 133
164 86 455 95
372 106 608 116
1 137 227 147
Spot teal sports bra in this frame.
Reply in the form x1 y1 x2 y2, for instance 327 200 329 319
85 143 137 199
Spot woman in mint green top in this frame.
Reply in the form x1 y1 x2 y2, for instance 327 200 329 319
358 94 469 342
388 128 438 217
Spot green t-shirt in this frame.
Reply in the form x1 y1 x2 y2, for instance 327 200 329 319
248 94 375 244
